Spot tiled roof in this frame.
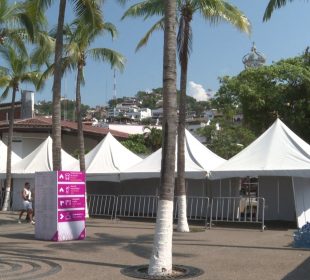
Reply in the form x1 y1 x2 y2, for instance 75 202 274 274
0 117 129 139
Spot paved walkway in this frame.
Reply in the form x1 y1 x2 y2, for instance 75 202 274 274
0 212 309 280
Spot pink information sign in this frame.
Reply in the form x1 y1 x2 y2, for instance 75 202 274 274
57 171 85 183
58 210 85 223
58 197 85 209
58 184 85 196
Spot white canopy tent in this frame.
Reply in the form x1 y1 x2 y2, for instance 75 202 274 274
119 130 226 196
121 129 225 181
210 118 310 179
3 136 79 178
85 132 142 182
1 136 79 210
184 129 226 173
209 119 310 227
0 140 21 171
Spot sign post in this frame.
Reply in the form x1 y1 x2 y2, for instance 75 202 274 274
35 171 86 241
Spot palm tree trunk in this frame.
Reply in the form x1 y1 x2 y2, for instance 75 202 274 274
76 64 88 217
148 0 177 276
2 87 17 211
76 65 86 171
176 14 191 233
52 0 66 171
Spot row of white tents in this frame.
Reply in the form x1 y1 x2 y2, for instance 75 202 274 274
1 119 310 228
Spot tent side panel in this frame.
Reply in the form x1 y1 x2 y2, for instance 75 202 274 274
293 177 310 228
259 177 279 220
186 179 206 197
278 177 295 221
86 181 120 195
120 179 159 196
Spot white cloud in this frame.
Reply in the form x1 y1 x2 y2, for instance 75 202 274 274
188 81 212 101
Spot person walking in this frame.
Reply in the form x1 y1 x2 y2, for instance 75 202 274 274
18 182 35 225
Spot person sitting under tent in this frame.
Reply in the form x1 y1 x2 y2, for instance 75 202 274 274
18 182 35 225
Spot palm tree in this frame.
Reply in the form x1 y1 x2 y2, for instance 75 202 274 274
0 45 41 211
31 0 104 170
148 0 177 276
58 21 125 171
122 0 251 232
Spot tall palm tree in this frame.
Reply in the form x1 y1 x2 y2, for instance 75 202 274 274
0 45 41 211
31 0 104 170
52 20 125 171
122 0 251 232
148 0 177 276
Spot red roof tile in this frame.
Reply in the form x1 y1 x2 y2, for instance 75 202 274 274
0 117 129 139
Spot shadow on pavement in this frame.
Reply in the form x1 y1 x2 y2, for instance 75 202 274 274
282 257 310 280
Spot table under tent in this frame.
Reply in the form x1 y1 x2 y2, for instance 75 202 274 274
209 118 310 229
0 136 79 211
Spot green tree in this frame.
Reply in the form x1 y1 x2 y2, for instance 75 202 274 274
121 134 149 154
198 119 256 159
143 126 162 152
215 53 310 141
0 45 41 211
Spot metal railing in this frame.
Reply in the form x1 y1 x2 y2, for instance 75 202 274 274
113 195 210 221
114 195 159 219
209 197 265 231
173 196 210 221
87 194 117 218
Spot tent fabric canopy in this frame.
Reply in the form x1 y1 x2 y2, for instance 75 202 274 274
210 118 310 179
1 136 79 178
120 130 225 180
85 132 142 181
0 140 21 170
185 129 226 172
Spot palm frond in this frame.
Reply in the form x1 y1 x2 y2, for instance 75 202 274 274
73 0 104 29
263 0 291 21
121 0 164 20
87 48 126 71
0 86 10 101
101 22 118 39
136 17 164 51
199 0 251 34
0 76 11 88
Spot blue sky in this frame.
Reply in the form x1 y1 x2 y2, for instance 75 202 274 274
22 0 310 107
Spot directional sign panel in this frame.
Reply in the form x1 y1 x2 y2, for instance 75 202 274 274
58 210 85 223
58 197 85 209
58 184 85 196
57 171 85 183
